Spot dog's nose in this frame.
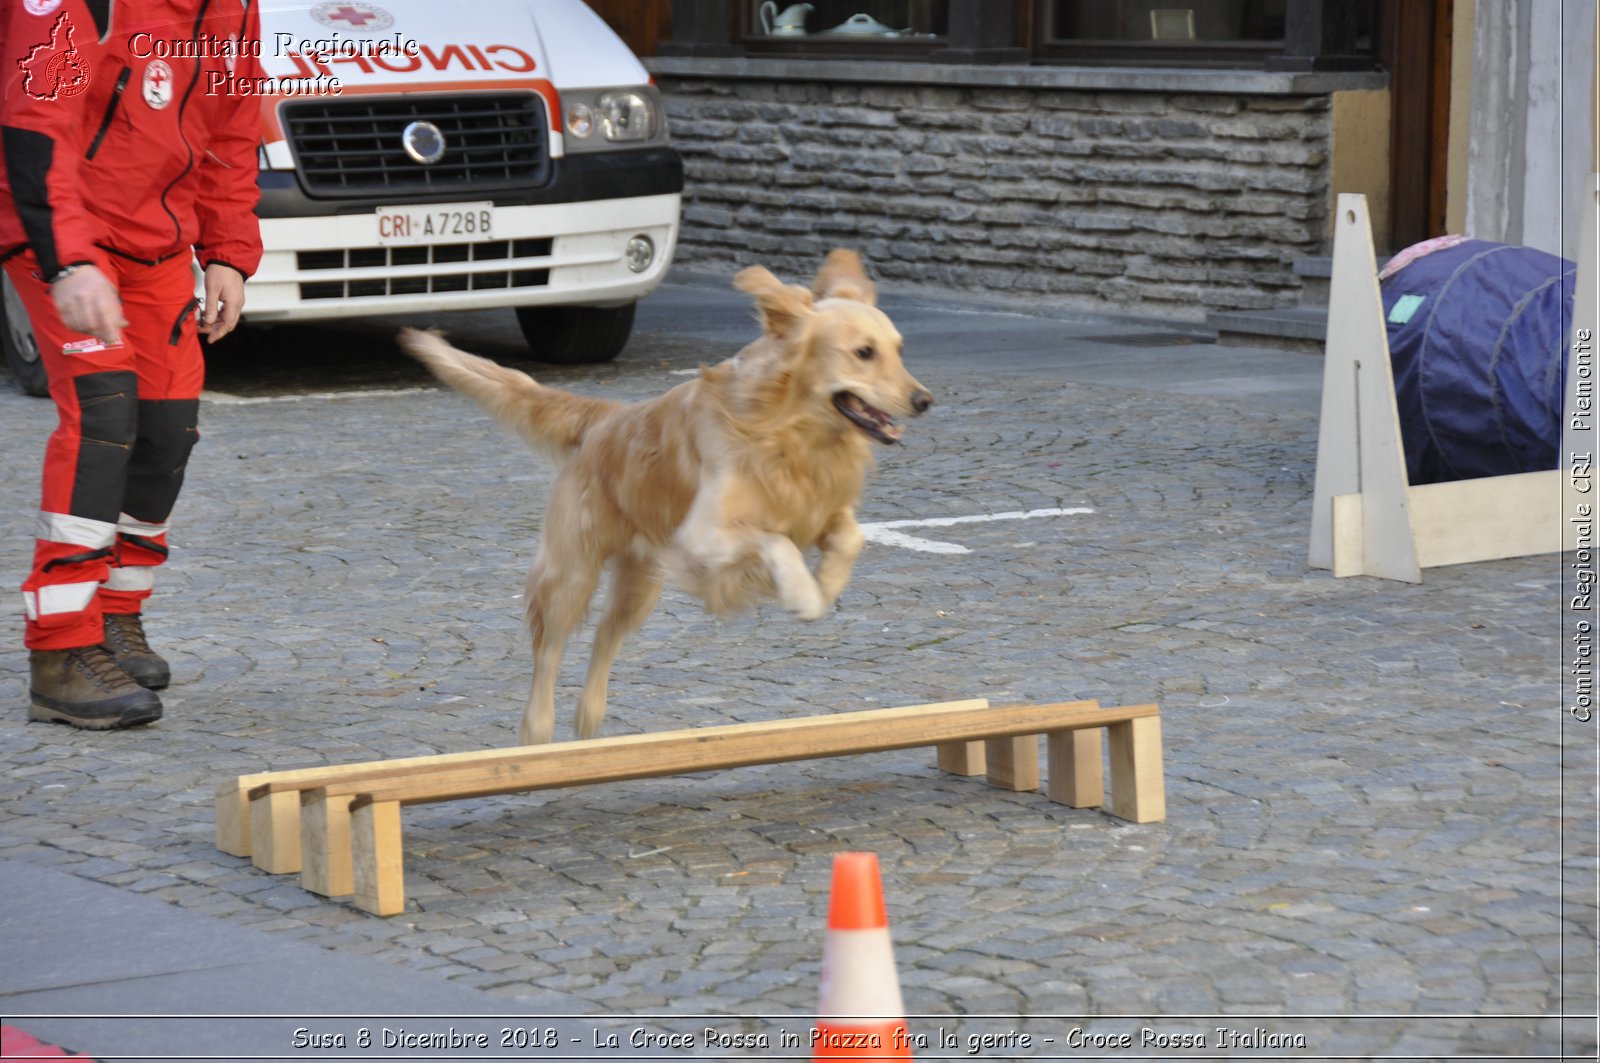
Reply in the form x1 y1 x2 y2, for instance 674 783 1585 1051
910 390 934 415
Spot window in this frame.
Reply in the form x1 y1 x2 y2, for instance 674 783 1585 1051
1038 0 1285 65
742 0 949 55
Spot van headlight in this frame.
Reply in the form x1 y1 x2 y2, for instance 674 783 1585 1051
597 91 656 141
562 86 666 152
566 102 595 140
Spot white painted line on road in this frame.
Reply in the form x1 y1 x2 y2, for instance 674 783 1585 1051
860 506 1095 554
201 387 437 405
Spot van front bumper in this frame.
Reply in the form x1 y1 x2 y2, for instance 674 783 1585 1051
244 148 684 321
245 192 680 321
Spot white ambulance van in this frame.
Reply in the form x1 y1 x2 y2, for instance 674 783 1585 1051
1 0 682 395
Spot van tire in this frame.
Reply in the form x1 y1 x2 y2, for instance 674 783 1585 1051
2 271 49 397
514 303 635 365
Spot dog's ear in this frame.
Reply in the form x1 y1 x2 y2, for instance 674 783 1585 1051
735 265 815 337
811 249 877 306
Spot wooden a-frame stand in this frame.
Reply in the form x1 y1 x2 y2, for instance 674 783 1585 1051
1309 186 1596 581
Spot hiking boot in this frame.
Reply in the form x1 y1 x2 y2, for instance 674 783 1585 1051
29 645 163 730
102 612 170 690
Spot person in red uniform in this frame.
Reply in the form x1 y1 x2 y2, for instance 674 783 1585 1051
1 0 263 728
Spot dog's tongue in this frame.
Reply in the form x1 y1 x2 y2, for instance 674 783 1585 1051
839 392 901 443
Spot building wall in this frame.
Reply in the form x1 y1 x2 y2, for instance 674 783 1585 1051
1464 0 1596 261
654 74 1335 321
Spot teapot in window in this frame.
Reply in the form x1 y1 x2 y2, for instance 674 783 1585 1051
759 2 813 35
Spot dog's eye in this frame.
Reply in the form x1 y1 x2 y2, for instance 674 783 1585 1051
854 345 875 361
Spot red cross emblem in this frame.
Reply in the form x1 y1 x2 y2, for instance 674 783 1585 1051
310 3 393 31
325 5 376 25
142 58 172 109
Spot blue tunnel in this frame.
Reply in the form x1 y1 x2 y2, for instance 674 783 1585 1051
1379 239 1576 485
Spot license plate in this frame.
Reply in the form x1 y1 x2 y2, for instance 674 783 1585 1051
375 202 494 246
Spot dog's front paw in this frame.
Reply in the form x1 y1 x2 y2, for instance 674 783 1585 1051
575 694 607 740
785 583 829 621
519 714 554 746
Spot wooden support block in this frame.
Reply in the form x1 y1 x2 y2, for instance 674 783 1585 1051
249 789 302 874
1046 727 1103 808
1107 715 1166 823
1331 492 1365 579
936 740 986 776
215 778 256 857
352 799 405 917
301 793 355 897
984 734 1039 792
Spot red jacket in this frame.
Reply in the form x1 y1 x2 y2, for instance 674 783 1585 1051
0 0 263 281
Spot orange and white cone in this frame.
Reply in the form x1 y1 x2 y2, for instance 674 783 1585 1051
812 852 913 1060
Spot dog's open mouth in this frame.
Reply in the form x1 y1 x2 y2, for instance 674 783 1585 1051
833 391 903 444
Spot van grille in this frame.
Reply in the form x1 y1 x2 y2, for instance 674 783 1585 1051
282 93 551 197
295 238 552 300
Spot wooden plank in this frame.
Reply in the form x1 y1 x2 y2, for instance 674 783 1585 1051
335 700 1147 809
301 794 355 897
1564 174 1597 468
352 800 405 917
1409 469 1568 567
239 699 987 863
242 698 993 803
936 740 986 776
1108 716 1166 823
1046 727 1103 807
984 735 1039 792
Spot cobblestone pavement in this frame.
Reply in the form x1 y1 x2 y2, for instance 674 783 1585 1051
0 282 1593 1060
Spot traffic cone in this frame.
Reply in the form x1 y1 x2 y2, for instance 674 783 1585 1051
812 852 913 1060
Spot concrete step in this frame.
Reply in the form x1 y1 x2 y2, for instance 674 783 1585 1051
1207 305 1328 353
1293 256 1333 306
1210 251 1393 352
1292 252 1392 307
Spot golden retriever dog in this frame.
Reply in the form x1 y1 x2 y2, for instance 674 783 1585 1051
398 250 932 746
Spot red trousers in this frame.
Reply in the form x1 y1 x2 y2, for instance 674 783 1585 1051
6 251 203 651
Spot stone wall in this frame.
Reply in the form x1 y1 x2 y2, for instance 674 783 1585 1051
652 75 1333 320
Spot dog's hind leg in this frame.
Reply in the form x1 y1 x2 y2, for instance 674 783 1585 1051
522 552 600 746
575 552 663 739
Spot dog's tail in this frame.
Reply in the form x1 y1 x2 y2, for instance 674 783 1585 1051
398 328 621 458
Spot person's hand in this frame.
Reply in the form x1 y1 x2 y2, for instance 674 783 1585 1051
199 263 245 343
51 266 126 345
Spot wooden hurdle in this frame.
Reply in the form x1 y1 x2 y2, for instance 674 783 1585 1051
217 698 1164 916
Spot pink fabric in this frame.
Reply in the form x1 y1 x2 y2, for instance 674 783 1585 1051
1 1025 97 1059
1378 234 1468 281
